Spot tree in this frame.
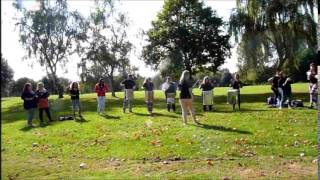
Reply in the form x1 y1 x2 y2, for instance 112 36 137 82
11 77 36 97
229 0 317 76
142 0 231 74
13 0 88 98
1 55 14 97
83 1 133 97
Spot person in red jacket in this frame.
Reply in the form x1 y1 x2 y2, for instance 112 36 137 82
95 78 109 115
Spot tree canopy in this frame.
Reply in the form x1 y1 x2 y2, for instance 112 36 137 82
142 0 231 74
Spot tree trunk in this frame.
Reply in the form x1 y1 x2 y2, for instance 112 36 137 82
107 75 116 97
51 73 64 98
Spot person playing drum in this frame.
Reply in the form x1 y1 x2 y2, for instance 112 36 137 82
199 76 214 111
161 76 177 112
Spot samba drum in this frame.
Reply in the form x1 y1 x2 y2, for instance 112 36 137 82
125 89 134 100
202 90 213 105
145 91 154 102
166 93 176 104
227 89 238 105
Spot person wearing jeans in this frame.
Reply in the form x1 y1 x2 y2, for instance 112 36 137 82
69 81 82 117
121 74 136 113
142 77 154 115
21 83 38 127
95 78 109 115
178 70 200 125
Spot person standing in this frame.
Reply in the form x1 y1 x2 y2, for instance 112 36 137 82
307 63 318 109
95 78 109 115
21 83 38 127
230 74 243 110
282 76 293 109
277 71 287 109
161 76 177 112
35 82 53 124
69 81 82 117
142 77 154 115
268 71 279 106
178 70 200 125
121 74 136 113
199 76 214 111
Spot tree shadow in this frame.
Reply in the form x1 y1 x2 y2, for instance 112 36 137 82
194 123 252 134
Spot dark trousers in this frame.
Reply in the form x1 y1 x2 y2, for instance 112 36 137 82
39 108 52 122
203 105 212 111
271 87 279 104
167 104 176 112
232 92 241 110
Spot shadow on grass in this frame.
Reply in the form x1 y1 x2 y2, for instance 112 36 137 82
100 114 121 120
195 123 252 134
132 112 179 118
75 116 89 123
19 121 55 131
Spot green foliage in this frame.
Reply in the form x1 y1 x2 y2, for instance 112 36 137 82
1 83 317 179
1 55 14 97
230 0 317 80
10 77 36 96
142 0 231 74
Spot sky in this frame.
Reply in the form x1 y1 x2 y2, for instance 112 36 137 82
1 0 238 81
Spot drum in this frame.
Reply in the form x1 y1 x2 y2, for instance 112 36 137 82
227 89 238 105
202 90 213 105
125 89 134 100
166 93 176 104
145 91 154 102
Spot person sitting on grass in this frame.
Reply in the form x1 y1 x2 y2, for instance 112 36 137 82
230 74 243 111
267 71 279 107
161 76 177 112
95 78 109 115
35 82 53 125
307 62 318 109
282 76 293 109
142 77 154 116
178 70 200 125
21 83 38 127
121 74 136 113
199 76 214 112
69 81 82 118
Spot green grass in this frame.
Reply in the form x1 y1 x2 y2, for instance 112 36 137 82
1 83 317 179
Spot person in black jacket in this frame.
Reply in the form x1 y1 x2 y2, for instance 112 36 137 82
161 77 177 112
120 74 136 113
21 83 38 127
230 74 242 110
268 71 279 106
69 81 82 117
178 70 200 125
199 76 214 111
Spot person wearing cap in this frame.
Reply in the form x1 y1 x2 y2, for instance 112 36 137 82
95 78 109 115
120 74 136 113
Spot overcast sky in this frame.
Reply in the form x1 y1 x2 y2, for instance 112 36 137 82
1 0 238 81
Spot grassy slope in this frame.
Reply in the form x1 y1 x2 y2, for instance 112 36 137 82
1 83 317 179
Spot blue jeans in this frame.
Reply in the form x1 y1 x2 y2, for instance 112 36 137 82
26 108 36 125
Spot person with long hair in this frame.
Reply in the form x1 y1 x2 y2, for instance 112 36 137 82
95 78 109 115
121 74 136 113
35 82 53 124
161 76 177 112
69 81 82 117
268 71 280 106
199 76 214 111
142 77 154 115
307 62 318 109
21 83 38 127
178 70 200 125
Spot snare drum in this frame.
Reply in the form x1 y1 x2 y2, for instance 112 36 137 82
145 91 154 102
202 90 213 105
227 89 238 105
166 93 176 104
125 89 134 100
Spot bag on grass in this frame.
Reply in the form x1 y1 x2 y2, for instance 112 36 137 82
292 100 304 107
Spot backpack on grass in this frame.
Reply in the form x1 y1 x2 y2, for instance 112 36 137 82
292 100 304 107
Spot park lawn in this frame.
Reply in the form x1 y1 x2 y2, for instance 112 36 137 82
1 83 317 179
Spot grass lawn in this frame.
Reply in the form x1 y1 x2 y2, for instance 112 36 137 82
1 83 317 179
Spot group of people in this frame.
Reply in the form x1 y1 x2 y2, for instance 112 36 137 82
21 63 317 127
268 62 318 109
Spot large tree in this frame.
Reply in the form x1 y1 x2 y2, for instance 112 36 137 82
13 0 87 98
83 1 132 97
229 0 317 77
1 55 14 97
142 0 231 74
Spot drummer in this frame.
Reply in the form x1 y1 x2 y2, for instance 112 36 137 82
120 74 136 113
142 77 154 115
161 76 177 112
230 74 243 110
199 76 214 111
